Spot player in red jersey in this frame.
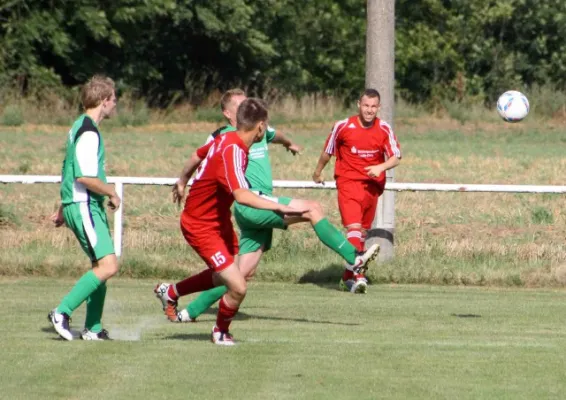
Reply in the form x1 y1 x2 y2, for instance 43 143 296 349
312 88 401 293
156 89 380 325
154 98 304 345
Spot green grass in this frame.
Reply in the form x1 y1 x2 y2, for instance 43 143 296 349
1 119 566 285
0 104 24 126
1 278 566 399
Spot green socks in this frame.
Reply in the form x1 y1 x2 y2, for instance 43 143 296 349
57 270 102 317
313 218 357 264
187 285 228 319
85 282 107 333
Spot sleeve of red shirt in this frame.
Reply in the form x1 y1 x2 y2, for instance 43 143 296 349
323 132 334 156
324 119 347 155
380 121 402 159
220 144 249 193
196 140 214 159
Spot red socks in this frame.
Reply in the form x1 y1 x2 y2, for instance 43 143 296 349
346 228 364 252
216 295 238 332
342 269 355 281
344 227 367 280
171 269 215 299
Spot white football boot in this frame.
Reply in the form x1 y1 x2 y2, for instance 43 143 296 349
153 283 179 322
48 309 73 341
350 274 368 294
81 329 112 341
177 309 196 323
211 326 235 346
351 243 380 274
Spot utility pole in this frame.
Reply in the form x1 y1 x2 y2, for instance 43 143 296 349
365 0 395 261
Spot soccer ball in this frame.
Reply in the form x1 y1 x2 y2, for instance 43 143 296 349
496 91 530 122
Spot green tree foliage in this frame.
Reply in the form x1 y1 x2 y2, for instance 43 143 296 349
397 0 566 102
1 0 565 104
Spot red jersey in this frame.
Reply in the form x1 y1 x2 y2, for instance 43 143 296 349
324 115 401 185
183 131 249 228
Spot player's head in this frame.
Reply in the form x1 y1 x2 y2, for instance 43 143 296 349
236 98 268 143
221 88 247 126
81 75 117 118
357 88 381 125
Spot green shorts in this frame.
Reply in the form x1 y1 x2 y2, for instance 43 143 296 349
63 202 115 262
234 194 292 255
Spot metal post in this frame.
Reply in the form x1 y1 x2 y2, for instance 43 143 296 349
114 182 124 257
365 0 396 261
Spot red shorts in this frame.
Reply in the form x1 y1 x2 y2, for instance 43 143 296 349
180 216 238 272
336 178 384 230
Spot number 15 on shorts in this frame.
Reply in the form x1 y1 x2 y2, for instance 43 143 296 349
211 251 227 268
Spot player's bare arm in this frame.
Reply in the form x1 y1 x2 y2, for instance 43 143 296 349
364 155 401 178
173 151 203 205
271 131 301 155
233 188 305 216
312 151 331 184
76 177 121 211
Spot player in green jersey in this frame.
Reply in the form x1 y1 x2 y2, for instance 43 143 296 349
155 89 379 322
48 75 120 341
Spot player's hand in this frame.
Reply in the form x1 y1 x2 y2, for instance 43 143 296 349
365 165 384 179
108 193 121 211
277 204 307 216
172 180 186 206
312 171 324 185
50 206 65 228
286 143 302 156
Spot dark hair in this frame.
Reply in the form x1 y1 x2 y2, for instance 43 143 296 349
360 88 381 102
220 88 246 111
236 98 268 130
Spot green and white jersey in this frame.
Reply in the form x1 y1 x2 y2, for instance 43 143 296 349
205 124 276 194
60 114 107 205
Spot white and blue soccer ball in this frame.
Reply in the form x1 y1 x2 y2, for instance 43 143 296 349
496 90 530 122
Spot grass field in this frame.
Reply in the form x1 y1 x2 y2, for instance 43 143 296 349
1 278 565 400
2 116 566 399
2 117 566 285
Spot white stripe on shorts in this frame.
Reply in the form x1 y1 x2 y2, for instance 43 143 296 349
80 202 98 247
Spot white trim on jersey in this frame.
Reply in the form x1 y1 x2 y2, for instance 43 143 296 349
380 120 402 158
325 118 349 155
80 202 98 247
72 181 88 202
234 146 248 188
204 134 214 144
222 144 248 192
76 131 99 177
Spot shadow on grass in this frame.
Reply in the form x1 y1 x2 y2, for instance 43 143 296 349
451 313 482 318
41 326 84 340
237 311 359 326
297 263 349 290
166 333 211 342
177 309 359 327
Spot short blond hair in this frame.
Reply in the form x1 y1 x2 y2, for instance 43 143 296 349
220 88 246 111
81 75 115 110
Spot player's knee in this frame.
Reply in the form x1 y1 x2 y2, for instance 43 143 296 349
94 255 119 279
244 267 257 281
231 280 247 301
101 262 119 279
107 261 119 277
306 200 324 220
